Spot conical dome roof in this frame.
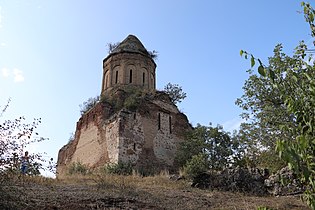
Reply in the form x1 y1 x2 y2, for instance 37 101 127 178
110 35 150 56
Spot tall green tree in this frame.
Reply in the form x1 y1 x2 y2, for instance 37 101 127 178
176 124 235 171
241 2 315 207
236 44 299 171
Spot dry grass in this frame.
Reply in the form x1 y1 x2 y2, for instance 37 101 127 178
60 170 189 192
0 172 311 209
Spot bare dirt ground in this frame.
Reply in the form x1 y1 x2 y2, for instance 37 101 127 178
1 175 311 210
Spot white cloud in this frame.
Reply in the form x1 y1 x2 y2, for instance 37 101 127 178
13 68 24 82
1 68 25 82
222 117 245 132
1 42 6 47
1 68 9 77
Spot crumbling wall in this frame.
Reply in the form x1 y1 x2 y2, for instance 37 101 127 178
57 92 192 178
105 118 120 163
57 102 115 177
117 111 145 164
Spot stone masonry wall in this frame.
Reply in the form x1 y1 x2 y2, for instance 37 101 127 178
57 92 191 178
102 53 156 96
117 111 145 164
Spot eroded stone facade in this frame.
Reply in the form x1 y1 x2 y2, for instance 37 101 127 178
57 35 191 177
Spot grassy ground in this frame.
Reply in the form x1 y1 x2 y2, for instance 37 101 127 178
0 173 311 210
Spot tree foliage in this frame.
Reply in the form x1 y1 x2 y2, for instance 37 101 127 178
79 96 100 115
163 82 187 105
232 122 286 172
0 99 54 177
240 2 315 207
176 124 237 172
183 153 208 179
236 44 298 171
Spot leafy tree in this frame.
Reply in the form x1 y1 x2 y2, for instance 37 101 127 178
79 96 100 115
236 44 301 171
175 126 206 167
231 123 286 172
176 124 235 171
163 82 187 104
183 153 208 179
240 2 315 207
0 99 54 176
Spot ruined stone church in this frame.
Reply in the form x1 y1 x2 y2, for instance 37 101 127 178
57 35 191 177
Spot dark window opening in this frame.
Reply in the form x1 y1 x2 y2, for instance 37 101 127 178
169 116 172 134
129 69 133 83
115 71 118 84
143 72 145 84
133 143 136 150
158 113 161 130
134 113 136 119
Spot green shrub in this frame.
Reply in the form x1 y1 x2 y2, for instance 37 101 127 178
123 95 141 111
183 153 208 179
104 162 132 175
68 162 89 175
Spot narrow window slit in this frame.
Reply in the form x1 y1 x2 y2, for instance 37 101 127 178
129 69 133 83
143 72 145 84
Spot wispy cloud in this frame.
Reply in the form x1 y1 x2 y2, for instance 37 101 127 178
1 67 25 82
222 117 245 132
13 68 24 82
1 42 6 47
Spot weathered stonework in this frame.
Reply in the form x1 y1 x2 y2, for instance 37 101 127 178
101 35 156 96
57 35 191 178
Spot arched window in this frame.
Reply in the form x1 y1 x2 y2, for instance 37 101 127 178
115 71 118 84
129 69 133 83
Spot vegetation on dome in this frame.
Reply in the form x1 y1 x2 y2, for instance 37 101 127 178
107 41 158 61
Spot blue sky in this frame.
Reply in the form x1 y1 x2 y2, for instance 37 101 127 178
0 1 312 176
